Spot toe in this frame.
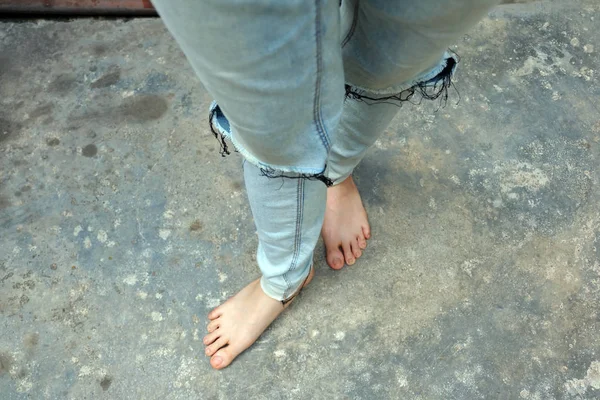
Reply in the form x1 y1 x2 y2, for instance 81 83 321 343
357 235 367 249
342 243 355 265
208 306 223 320
362 225 371 240
205 336 228 357
203 330 221 346
210 346 237 369
207 319 220 333
352 239 362 259
326 246 345 270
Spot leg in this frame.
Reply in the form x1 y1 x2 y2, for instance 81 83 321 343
151 0 343 369
204 162 325 368
245 162 326 303
322 0 502 269
153 0 344 174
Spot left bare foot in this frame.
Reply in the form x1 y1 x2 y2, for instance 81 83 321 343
203 267 314 369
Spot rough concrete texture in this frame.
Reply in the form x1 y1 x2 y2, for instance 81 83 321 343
1 0 599 398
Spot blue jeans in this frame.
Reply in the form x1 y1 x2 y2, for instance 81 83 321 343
151 0 502 301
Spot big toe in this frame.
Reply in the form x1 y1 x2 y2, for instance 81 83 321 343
210 347 235 370
326 247 345 270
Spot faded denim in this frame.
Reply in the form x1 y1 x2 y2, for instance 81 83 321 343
152 0 502 301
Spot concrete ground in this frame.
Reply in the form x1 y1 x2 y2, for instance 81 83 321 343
1 1 599 398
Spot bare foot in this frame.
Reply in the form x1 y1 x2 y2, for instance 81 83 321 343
203 267 314 369
321 175 370 269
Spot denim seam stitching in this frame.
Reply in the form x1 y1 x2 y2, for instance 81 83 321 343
313 0 331 151
282 179 304 299
341 0 359 48
292 179 305 273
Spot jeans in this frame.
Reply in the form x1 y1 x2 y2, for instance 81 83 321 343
151 0 502 301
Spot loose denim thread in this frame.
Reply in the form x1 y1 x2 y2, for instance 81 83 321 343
259 166 334 187
208 105 333 186
209 106 231 157
208 55 460 186
345 56 460 109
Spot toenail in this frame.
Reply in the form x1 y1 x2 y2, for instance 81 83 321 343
205 347 211 355
213 356 222 367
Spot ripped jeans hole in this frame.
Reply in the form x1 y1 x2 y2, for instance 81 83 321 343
209 104 232 157
345 54 460 109
259 167 334 187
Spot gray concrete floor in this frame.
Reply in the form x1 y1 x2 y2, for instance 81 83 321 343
1 1 599 399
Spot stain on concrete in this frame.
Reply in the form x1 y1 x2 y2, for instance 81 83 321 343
46 137 60 146
19 293 30 307
0 195 9 210
93 44 108 56
0 56 22 85
0 56 11 77
122 95 168 122
0 272 13 284
0 352 13 375
0 117 20 142
28 103 54 120
91 67 121 89
23 333 39 350
189 220 202 232
82 144 98 158
100 375 112 391
15 185 32 197
48 73 77 94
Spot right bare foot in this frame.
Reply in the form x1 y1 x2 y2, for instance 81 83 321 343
321 175 370 269
203 267 314 369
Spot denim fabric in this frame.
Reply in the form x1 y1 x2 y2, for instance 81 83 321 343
153 0 344 176
244 161 326 300
152 0 502 301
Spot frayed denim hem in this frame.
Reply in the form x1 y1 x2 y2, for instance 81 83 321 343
208 50 459 187
208 102 334 187
344 50 460 108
